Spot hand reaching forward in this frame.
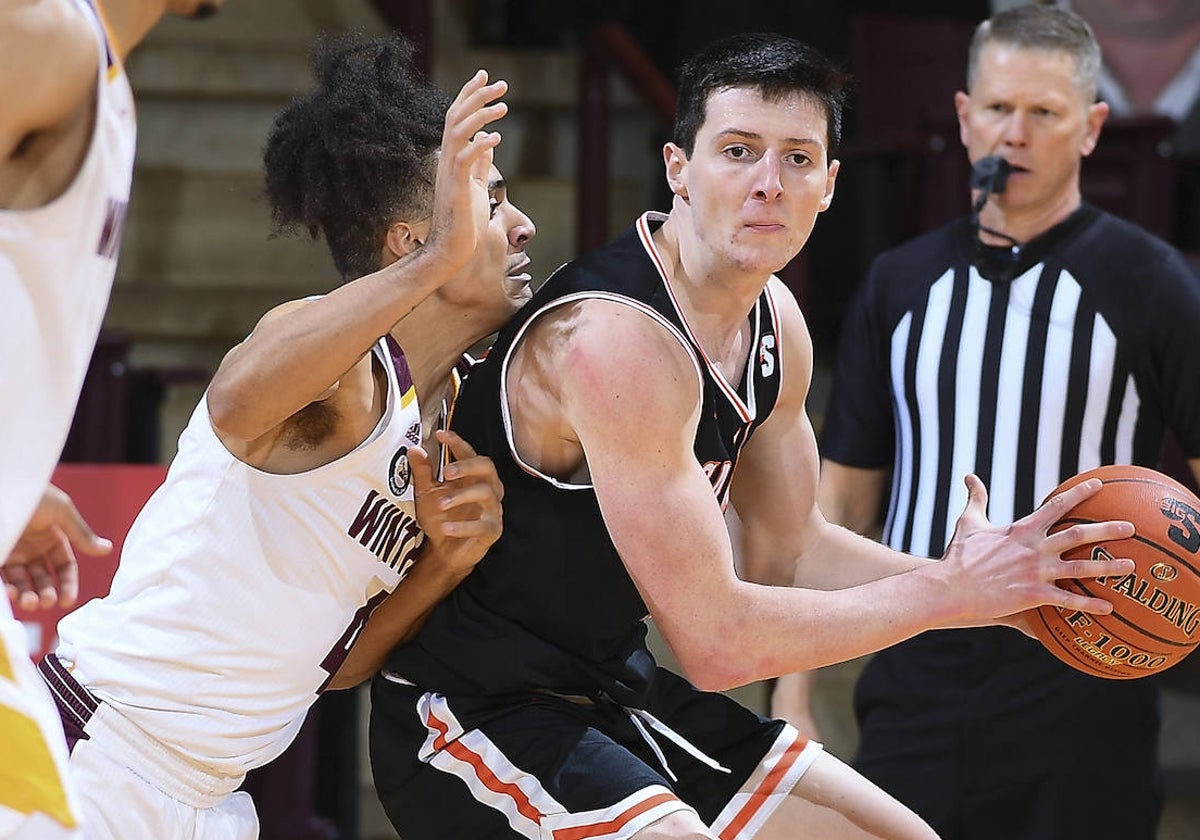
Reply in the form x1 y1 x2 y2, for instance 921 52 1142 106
4 484 112 610
424 69 508 275
937 474 1134 625
411 430 503 577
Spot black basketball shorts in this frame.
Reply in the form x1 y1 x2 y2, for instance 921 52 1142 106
369 667 820 839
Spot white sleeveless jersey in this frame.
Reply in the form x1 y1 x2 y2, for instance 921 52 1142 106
56 337 427 778
0 0 136 558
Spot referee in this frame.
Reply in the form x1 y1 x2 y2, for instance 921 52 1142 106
774 6 1200 840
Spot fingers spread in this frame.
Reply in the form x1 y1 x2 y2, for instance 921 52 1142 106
1042 520 1133 556
1027 478 1101 530
1056 556 1134 582
1054 589 1117 616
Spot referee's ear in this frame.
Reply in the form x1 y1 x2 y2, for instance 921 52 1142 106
1080 99 1109 159
954 90 972 150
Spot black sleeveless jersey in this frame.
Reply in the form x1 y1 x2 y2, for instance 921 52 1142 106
386 213 785 707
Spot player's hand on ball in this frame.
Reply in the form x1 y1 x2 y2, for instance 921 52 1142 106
938 473 1134 623
3 484 112 610
411 430 503 575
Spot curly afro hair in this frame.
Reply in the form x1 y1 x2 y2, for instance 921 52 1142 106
264 32 451 281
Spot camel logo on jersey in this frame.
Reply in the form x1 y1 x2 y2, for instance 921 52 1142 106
389 447 412 497
759 334 776 378
347 489 423 573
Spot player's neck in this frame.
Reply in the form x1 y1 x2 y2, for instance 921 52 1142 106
387 300 484 409
96 0 167 60
655 213 767 351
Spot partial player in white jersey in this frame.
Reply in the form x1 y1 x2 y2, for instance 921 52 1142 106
0 1 223 836
41 32 534 839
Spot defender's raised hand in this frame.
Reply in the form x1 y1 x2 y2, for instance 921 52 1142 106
425 70 509 274
938 474 1134 623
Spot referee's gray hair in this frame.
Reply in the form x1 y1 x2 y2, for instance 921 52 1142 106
968 5 1101 103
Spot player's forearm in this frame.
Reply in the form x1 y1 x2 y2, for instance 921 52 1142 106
208 250 453 439
792 519 932 591
327 547 472 690
669 565 961 691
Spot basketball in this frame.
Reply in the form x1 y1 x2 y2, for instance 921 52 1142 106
1032 464 1200 679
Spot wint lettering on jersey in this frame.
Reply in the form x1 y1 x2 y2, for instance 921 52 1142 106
347 489 423 575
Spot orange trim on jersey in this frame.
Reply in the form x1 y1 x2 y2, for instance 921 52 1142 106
635 215 755 424
717 736 808 840
552 792 680 840
426 708 547 824
636 214 672 285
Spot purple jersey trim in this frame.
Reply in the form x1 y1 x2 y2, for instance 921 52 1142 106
384 334 416 394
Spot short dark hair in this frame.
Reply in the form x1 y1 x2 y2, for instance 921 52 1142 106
968 5 1100 103
672 33 851 156
263 32 451 281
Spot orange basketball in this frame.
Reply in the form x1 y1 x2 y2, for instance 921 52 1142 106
1032 464 1200 680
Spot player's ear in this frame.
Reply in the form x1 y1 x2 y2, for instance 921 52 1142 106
819 159 839 213
385 219 430 259
664 142 689 202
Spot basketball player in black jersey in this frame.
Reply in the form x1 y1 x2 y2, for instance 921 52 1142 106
370 33 1137 840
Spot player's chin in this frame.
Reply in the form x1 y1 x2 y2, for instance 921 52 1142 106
732 239 799 275
503 276 534 305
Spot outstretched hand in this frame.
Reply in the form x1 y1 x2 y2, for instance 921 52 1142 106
939 473 1134 625
411 430 503 577
4 484 112 610
425 69 508 275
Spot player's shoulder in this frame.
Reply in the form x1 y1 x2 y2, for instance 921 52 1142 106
765 274 806 328
0 2 98 81
0 1 99 139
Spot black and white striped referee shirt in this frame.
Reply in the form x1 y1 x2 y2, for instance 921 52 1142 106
821 204 1200 558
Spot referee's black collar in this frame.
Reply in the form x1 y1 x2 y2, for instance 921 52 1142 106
965 202 1100 284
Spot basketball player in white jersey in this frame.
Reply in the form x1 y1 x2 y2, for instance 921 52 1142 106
1 1 223 836
37 32 533 839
